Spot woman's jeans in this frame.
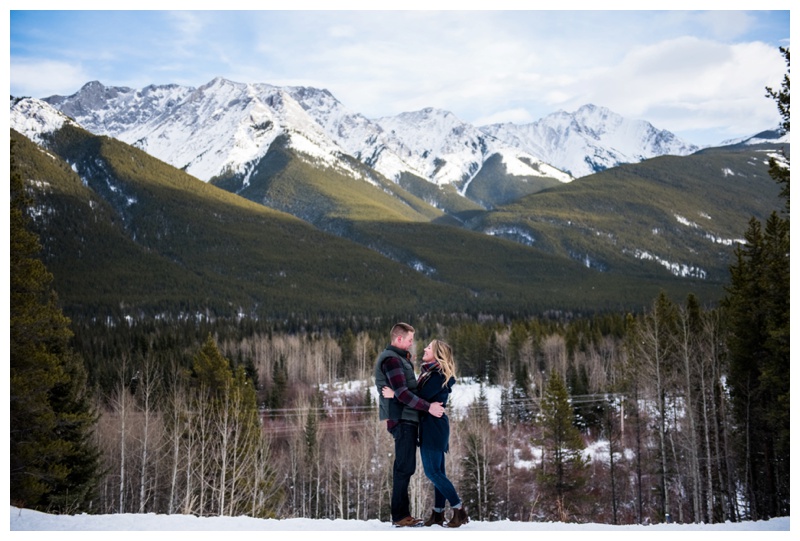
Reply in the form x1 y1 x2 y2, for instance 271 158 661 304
420 446 461 509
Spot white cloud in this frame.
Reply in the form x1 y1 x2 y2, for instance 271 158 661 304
552 37 785 137
11 60 91 97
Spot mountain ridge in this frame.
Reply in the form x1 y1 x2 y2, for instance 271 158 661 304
480 103 699 177
37 78 703 204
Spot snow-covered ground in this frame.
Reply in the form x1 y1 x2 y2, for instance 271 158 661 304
8 506 790 533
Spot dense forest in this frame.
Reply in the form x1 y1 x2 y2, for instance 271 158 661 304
10 48 789 524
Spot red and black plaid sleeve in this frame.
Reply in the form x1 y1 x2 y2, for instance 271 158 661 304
383 356 431 412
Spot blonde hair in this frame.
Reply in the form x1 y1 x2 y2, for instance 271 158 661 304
430 339 456 386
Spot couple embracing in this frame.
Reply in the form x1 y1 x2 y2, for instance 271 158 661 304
374 322 470 528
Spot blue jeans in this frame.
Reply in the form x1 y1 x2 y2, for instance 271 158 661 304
390 421 418 521
420 446 461 509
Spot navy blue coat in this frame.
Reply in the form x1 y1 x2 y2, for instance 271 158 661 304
416 370 455 453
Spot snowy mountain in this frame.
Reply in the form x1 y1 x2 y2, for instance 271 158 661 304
9 96 80 145
717 128 790 147
40 78 573 199
480 104 699 178
372 107 572 192
32 79 704 203
41 78 368 186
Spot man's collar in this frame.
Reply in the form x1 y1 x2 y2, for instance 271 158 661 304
387 345 410 359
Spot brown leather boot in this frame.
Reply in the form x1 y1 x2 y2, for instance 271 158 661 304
447 506 469 528
424 510 445 527
392 516 423 527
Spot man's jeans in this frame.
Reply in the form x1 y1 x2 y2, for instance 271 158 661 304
420 445 461 509
390 421 418 521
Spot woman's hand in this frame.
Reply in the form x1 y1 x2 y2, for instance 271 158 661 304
382 386 395 399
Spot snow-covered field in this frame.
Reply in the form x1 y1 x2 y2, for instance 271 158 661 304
8 505 790 533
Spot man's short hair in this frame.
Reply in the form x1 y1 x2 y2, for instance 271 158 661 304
390 322 415 340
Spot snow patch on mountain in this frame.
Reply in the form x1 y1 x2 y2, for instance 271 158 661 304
629 248 707 279
484 226 536 246
282 85 422 184
674 214 745 247
375 108 486 189
499 150 574 183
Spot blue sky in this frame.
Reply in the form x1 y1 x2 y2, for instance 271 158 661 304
7 5 792 146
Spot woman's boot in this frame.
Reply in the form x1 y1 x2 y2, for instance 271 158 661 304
447 506 469 528
424 509 445 527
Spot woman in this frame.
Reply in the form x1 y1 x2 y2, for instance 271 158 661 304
383 339 469 528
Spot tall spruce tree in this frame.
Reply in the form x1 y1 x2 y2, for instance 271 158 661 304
189 333 271 516
10 140 101 511
536 370 588 521
723 46 789 519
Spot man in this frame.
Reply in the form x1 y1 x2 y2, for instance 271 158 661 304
374 322 444 527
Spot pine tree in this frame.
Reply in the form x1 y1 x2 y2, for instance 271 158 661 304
536 370 588 521
189 333 272 516
723 46 790 519
724 215 789 518
765 46 790 214
10 140 101 511
510 362 533 422
268 355 288 416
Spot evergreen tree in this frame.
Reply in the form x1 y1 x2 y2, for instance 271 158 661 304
765 47 790 214
723 46 790 519
10 140 101 511
724 215 790 518
509 362 534 423
337 328 356 379
189 333 272 516
535 370 588 521
268 355 289 417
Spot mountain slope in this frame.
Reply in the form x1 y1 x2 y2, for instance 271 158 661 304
10 123 477 320
470 142 785 282
209 133 444 228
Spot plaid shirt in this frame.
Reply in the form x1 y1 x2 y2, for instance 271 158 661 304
383 354 431 431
